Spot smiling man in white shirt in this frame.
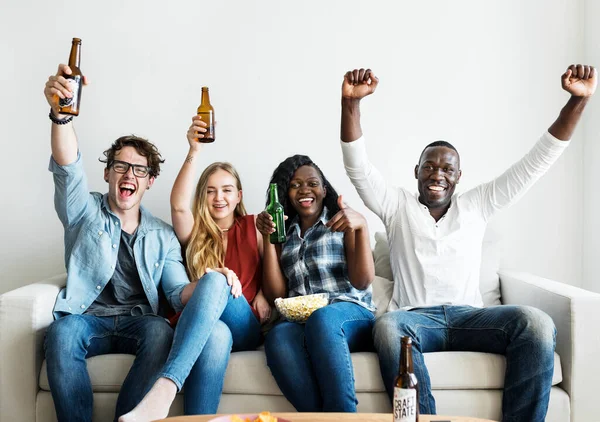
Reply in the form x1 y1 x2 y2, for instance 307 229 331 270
339 65 596 422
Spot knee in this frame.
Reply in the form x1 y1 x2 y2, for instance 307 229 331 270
515 307 556 347
373 312 408 350
45 315 88 354
198 271 228 288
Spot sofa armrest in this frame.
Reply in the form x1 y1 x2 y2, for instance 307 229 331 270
0 274 65 421
499 270 600 422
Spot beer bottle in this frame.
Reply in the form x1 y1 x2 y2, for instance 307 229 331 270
197 86 215 142
266 183 286 244
393 336 419 422
58 38 83 116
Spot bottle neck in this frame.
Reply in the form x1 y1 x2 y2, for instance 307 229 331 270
201 89 211 106
399 343 414 374
269 185 279 204
69 41 81 68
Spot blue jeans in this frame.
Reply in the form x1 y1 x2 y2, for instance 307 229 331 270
373 305 556 422
44 314 173 422
264 301 375 412
159 271 262 414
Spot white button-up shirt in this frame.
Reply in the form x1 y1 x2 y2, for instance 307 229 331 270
341 132 568 310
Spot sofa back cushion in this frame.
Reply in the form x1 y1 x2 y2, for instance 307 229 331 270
372 229 501 316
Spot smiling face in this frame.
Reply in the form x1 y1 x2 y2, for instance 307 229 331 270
104 146 154 215
205 168 242 225
288 165 327 220
414 146 461 216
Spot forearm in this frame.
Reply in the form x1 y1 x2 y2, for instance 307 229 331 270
345 228 375 290
180 281 197 306
341 98 363 143
261 241 287 303
171 148 200 213
548 96 590 141
50 116 78 166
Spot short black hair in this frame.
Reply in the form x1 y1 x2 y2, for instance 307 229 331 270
266 155 340 231
418 140 460 165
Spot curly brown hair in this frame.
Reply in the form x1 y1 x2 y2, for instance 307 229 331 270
99 135 165 177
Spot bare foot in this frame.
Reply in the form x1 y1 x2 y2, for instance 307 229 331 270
118 378 177 422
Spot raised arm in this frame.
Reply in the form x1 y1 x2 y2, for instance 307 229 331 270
339 69 402 224
256 211 288 303
170 116 207 245
44 64 88 165
548 64 597 141
341 68 379 143
326 196 374 290
464 64 597 220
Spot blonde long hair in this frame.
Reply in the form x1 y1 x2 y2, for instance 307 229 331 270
185 162 248 281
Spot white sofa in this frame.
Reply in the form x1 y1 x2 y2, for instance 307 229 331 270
1 232 600 422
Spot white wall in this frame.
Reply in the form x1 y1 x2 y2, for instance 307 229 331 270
0 0 588 294
583 0 600 292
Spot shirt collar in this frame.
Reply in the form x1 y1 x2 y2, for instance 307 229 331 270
101 194 161 231
288 206 330 234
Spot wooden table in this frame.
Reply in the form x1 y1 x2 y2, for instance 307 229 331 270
158 413 497 422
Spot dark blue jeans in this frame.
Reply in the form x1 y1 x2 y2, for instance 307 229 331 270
44 314 173 422
159 272 262 414
264 301 375 412
373 305 556 422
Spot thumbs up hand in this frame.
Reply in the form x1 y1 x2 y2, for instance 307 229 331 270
326 195 367 233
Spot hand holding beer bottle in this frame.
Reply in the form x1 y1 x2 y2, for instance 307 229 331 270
186 115 208 147
44 39 88 119
256 184 287 244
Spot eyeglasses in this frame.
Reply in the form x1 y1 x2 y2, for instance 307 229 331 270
110 160 151 178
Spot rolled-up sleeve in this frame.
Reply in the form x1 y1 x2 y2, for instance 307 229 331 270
160 232 189 313
49 152 90 228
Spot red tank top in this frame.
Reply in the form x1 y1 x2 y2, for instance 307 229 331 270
168 214 262 325
224 214 262 311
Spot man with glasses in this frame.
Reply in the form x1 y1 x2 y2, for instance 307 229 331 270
42 64 198 422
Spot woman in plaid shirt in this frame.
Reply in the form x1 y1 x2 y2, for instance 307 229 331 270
257 154 376 412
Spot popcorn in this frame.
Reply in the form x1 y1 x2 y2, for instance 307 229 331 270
275 293 329 323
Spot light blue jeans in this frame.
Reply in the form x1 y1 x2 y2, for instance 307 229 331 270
373 305 556 422
44 314 173 422
159 271 262 414
264 301 375 412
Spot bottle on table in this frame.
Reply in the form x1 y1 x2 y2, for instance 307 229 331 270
393 336 419 422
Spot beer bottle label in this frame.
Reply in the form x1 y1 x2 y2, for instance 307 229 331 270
58 76 81 108
393 387 417 422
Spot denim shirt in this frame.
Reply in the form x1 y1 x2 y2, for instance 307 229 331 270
49 153 189 319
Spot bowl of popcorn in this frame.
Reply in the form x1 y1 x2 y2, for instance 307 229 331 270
275 293 329 323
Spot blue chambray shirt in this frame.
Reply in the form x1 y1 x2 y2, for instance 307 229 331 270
280 206 375 311
49 153 189 319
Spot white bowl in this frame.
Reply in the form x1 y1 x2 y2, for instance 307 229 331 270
275 293 329 323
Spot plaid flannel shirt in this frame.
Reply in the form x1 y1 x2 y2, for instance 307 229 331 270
280 206 374 311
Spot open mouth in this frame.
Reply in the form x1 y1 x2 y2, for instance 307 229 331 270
213 203 227 210
119 182 136 199
298 198 314 208
427 185 446 193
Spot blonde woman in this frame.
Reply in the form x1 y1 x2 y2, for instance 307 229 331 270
121 116 269 421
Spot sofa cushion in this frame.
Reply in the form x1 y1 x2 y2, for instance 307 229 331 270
39 350 561 394
372 229 501 308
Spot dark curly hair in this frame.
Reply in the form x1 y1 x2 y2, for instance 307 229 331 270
99 135 165 178
266 155 340 231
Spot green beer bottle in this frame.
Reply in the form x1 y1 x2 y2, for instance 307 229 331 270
267 183 286 244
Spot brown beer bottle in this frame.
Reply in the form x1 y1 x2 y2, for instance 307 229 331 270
58 38 83 116
393 336 419 422
197 86 215 142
